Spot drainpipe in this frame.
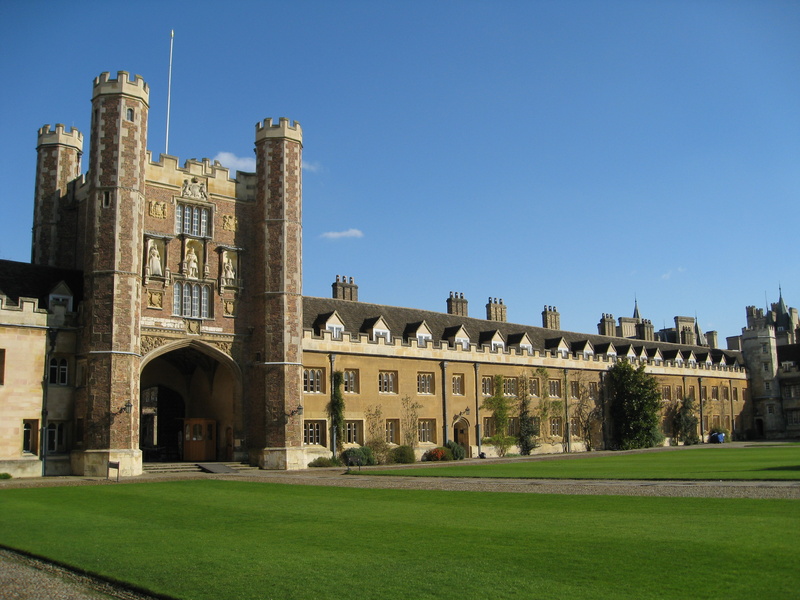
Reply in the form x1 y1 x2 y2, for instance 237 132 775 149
329 353 336 454
41 328 59 477
698 376 704 443
441 361 449 445
474 363 481 457
563 368 571 453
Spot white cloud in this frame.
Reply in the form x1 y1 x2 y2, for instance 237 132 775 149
303 160 322 173
213 151 256 173
321 228 364 240
660 267 686 280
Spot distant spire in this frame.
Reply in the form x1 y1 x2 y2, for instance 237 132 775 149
633 296 640 320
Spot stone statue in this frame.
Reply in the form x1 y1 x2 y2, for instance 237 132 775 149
148 243 163 277
186 247 199 278
181 177 208 201
223 255 236 284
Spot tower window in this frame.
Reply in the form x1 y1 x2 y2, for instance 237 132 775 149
173 283 212 318
176 203 210 236
102 191 111 208
126 108 134 121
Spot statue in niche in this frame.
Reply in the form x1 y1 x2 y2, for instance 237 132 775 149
148 242 163 277
223 253 236 285
181 177 207 200
186 247 199 278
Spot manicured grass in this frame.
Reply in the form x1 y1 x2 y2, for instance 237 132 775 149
368 445 800 480
0 481 797 599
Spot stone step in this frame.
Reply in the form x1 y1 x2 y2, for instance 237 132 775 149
142 462 260 474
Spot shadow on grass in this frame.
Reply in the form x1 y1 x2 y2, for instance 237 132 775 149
759 465 800 472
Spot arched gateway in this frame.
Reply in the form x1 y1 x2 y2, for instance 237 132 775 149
140 341 243 463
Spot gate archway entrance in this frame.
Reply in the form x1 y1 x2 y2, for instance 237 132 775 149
140 341 242 462
453 417 471 458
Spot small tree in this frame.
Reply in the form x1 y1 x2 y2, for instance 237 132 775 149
481 374 516 457
607 361 664 450
400 395 422 448
365 404 391 463
517 372 538 455
328 371 345 454
571 374 603 451
535 367 555 445
673 396 700 445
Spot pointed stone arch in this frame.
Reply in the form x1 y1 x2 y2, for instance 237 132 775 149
139 339 243 462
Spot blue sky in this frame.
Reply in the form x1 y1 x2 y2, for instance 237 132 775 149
1 0 798 343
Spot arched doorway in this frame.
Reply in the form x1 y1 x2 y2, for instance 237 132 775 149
453 417 471 458
140 341 242 463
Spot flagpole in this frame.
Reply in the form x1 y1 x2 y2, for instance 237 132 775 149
165 29 174 155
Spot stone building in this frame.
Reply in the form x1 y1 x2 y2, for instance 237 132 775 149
0 71 752 477
729 294 800 438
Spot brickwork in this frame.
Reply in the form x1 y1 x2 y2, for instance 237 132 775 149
248 121 303 461
33 125 83 267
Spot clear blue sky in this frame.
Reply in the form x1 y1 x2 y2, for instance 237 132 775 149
1 0 798 343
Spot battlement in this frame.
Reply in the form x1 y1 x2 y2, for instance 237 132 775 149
255 117 303 144
37 124 84 150
146 153 237 198
92 71 149 104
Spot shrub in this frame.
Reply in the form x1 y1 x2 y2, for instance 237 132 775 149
444 440 466 460
0 473 11 480
365 439 393 465
308 456 342 468
340 446 376 467
392 445 415 464
422 447 454 462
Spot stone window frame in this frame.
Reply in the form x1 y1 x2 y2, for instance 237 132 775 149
303 420 326 446
418 419 436 444
378 371 397 394
303 368 324 394
417 372 434 395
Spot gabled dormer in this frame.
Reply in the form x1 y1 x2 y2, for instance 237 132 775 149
594 341 617 358
479 330 506 352
545 337 570 358
646 347 663 364
363 316 392 342
570 339 594 358
405 321 433 346
443 325 470 350
614 344 637 361
662 349 683 365
48 281 75 312
508 332 534 354
682 350 697 367
314 311 346 339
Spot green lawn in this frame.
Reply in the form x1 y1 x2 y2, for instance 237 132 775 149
368 445 800 480
0 481 797 600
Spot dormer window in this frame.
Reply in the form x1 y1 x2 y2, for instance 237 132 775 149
520 344 533 354
373 329 391 342
455 337 470 350
417 333 432 346
492 341 504 352
327 324 343 340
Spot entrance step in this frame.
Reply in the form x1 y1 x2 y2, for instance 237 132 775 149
142 462 261 475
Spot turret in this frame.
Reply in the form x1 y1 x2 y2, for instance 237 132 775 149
250 117 304 469
33 124 83 267
73 71 150 476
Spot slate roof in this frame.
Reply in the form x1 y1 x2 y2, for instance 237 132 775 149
0 259 83 310
302 296 742 366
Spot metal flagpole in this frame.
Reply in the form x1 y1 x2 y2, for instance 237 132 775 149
165 29 174 155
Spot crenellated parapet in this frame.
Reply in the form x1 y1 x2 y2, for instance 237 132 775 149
146 153 237 198
37 124 83 151
92 71 149 104
255 117 303 144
